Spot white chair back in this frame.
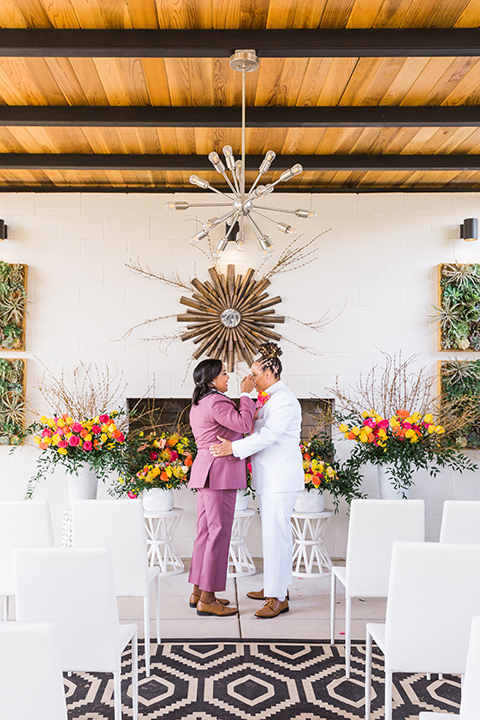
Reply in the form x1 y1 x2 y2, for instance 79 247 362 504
345 499 425 597
14 547 122 672
72 499 150 596
386 542 480 675
440 501 480 543
460 615 480 720
0 621 67 720
0 500 54 595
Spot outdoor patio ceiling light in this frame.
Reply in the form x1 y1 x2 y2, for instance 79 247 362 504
165 49 316 258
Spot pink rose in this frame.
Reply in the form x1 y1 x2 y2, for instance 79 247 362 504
68 436 80 447
150 451 158 461
403 422 412 429
56 426 65 436
170 450 178 461
57 440 68 449
99 414 109 424
117 432 125 442
91 425 101 434
363 417 376 428
71 422 83 433
378 419 390 429
127 491 138 499
83 441 93 451
247 462 252 473
41 428 52 438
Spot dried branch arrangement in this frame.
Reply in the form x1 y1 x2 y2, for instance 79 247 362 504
37 362 127 428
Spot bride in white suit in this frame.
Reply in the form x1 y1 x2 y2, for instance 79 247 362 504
210 343 304 619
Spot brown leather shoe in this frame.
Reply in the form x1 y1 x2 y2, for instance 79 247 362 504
247 589 289 601
254 597 289 619
197 599 238 616
189 593 230 608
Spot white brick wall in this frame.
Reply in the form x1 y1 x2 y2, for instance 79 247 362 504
1 190 479 557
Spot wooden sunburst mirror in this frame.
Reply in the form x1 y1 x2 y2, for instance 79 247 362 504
177 265 284 371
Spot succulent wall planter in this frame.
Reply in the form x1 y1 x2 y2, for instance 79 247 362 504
437 263 480 351
0 262 27 351
439 359 480 449
0 358 26 445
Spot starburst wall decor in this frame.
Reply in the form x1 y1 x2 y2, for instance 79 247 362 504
177 265 284 371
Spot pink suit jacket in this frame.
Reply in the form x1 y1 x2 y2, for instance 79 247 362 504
188 391 256 490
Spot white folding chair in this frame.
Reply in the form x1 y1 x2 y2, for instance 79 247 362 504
366 542 480 720
439 500 480 543
419 614 480 720
14 546 138 720
330 499 425 676
0 500 54 621
72 498 161 676
0 621 68 720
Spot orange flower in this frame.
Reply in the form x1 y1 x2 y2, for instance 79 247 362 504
184 455 193 466
347 431 356 440
303 453 311 461
160 471 168 481
397 409 410 419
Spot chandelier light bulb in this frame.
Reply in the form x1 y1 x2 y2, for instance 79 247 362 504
276 222 295 235
222 145 236 172
208 151 226 174
295 208 318 219
236 229 245 251
291 163 303 176
259 150 276 174
255 185 266 197
213 236 229 259
235 160 242 181
165 201 190 211
258 235 275 257
190 229 209 245
190 174 210 189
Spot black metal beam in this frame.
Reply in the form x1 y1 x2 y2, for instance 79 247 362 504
2 105 480 128
1 153 480 171
0 28 480 58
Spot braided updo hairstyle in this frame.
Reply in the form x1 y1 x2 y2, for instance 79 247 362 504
192 358 223 406
256 342 283 379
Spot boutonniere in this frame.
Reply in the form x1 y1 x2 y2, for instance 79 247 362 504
257 391 270 408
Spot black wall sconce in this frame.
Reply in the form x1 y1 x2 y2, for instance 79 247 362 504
0 220 7 241
460 218 478 242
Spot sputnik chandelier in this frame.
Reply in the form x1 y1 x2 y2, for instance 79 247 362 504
165 49 317 259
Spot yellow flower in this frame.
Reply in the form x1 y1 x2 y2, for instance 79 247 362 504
57 419 65 428
352 427 360 436
427 425 435 434
339 423 348 433
52 434 60 444
40 415 48 424
66 417 73 425
33 436 41 444
359 432 369 443
57 448 67 455
101 433 107 443
424 414 433 424
434 426 445 434
405 429 415 438
362 411 369 418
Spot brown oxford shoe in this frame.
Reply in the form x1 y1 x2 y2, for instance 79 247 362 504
254 597 289 619
247 588 289 601
197 599 238 617
189 593 230 608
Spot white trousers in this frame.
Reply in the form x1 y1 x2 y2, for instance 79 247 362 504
257 491 298 599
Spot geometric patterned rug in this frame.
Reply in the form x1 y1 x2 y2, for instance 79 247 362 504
65 639 461 719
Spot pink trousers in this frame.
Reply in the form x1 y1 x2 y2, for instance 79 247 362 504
188 487 237 592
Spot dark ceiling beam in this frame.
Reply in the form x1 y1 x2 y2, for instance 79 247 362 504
0 28 479 58
1 153 480 172
2 105 480 128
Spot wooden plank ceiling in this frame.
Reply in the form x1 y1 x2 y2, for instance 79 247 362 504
1 0 480 191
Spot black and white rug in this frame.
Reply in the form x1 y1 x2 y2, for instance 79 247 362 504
65 639 461 719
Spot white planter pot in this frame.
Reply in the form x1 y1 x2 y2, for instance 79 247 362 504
67 465 98 507
294 489 325 513
235 489 249 512
142 487 174 512
377 465 411 500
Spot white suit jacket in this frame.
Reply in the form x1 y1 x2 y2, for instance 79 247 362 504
231 380 304 494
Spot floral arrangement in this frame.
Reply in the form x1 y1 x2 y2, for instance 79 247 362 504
299 435 364 510
327 352 478 495
338 407 475 494
25 410 127 498
112 429 196 498
256 391 270 407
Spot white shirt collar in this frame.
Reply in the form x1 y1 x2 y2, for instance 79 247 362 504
266 380 284 396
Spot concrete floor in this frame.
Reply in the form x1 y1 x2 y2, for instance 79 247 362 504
118 560 387 641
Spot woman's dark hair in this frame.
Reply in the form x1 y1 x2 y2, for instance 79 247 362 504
256 342 283 378
192 358 223 405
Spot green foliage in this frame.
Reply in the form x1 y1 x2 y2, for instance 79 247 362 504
0 263 26 350
0 359 25 445
439 263 480 350
441 359 480 449
300 434 365 511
